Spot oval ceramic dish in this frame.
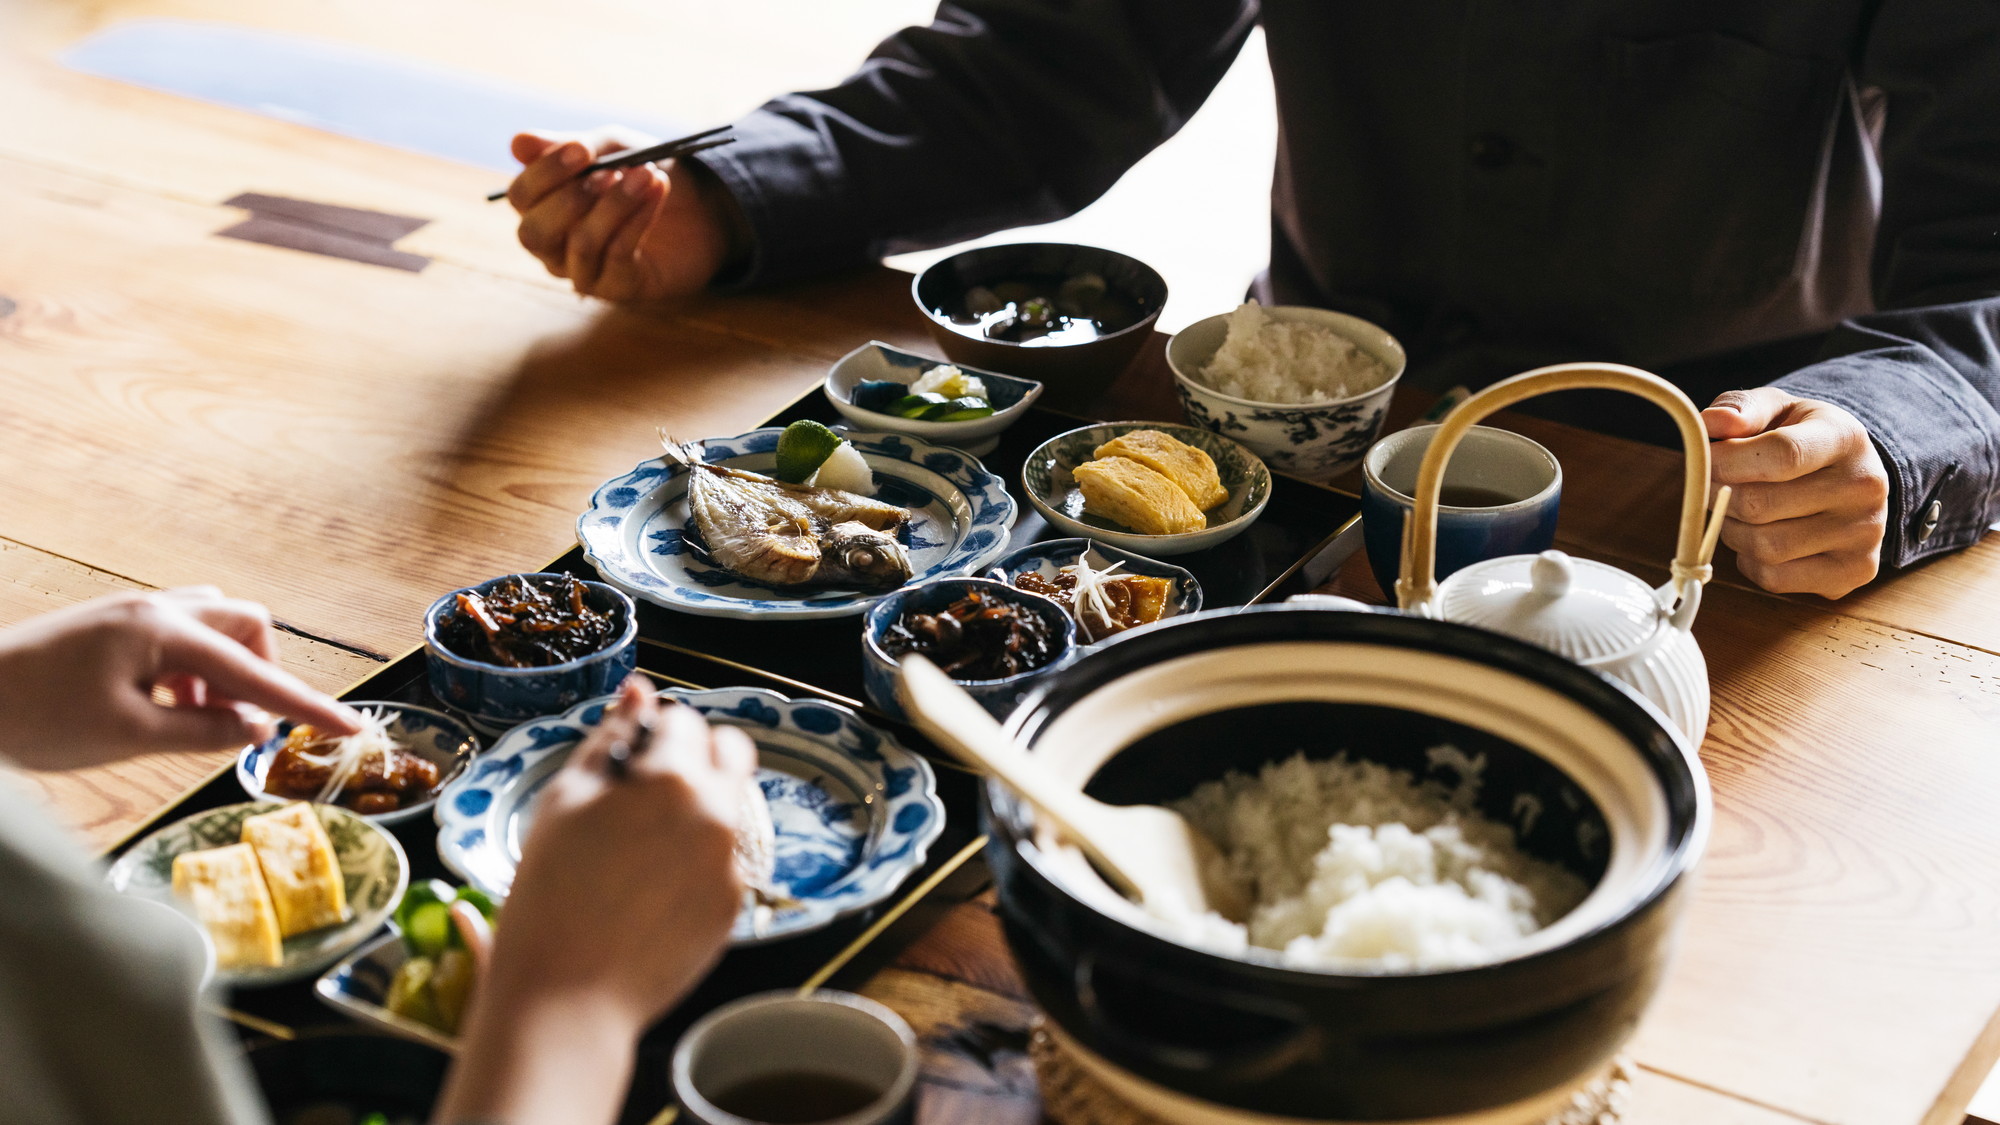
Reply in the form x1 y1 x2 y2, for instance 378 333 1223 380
824 341 1043 458
984 537 1202 646
106 801 408 988
1021 422 1271 556
579 429 1015 621
860 576 1077 724
435 688 944 945
316 933 459 1052
237 702 480 826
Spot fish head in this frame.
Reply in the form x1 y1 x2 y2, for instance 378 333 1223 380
822 522 914 590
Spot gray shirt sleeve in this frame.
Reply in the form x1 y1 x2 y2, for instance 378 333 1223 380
688 0 1256 289
0 780 269 1125
1770 0 2000 568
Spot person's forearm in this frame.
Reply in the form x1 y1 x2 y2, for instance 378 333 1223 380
433 982 641 1125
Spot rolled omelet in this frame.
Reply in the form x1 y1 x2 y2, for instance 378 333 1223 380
1075 457 1207 535
1092 430 1228 511
172 843 283 969
242 803 350 937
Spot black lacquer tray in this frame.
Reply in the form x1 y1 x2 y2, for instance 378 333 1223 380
111 393 1361 1124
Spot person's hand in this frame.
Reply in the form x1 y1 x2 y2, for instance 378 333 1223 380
1703 388 1891 599
0 588 361 770
505 128 736 303
436 676 755 1125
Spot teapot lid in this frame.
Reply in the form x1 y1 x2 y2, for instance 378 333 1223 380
1437 550 1662 664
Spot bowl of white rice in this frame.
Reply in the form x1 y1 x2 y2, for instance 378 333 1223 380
1167 304 1407 482
986 605 1707 1124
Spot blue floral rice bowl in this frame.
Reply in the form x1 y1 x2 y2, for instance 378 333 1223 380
424 573 638 738
434 687 944 946
1167 306 1407 482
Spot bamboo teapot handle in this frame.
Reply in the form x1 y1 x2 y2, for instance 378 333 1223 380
1393 362 1732 614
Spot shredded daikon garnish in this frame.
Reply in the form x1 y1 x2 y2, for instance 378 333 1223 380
305 706 400 806
1066 557 1127 643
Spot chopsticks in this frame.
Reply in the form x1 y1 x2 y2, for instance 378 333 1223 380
485 125 736 202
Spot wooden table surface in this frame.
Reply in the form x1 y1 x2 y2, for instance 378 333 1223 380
5 12 2000 1125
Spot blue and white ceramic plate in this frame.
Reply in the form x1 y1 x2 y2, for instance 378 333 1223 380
434 687 945 946
237 702 479 826
578 428 1016 621
984 537 1203 646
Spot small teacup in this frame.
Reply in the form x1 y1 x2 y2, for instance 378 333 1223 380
1361 424 1561 592
672 990 919 1125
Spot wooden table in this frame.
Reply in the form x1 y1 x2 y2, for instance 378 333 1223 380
5 16 2000 1125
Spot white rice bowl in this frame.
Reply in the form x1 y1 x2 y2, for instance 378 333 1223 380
1154 748 1589 971
1200 302 1394 405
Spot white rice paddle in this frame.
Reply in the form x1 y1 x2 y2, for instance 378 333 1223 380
896 655 1249 922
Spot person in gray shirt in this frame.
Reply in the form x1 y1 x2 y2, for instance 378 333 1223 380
501 0 2000 600
0 588 753 1125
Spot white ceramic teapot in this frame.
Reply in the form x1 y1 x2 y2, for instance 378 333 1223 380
1393 363 1732 743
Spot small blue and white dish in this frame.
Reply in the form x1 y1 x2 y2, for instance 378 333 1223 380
824 341 1043 457
1021 421 1272 557
316 933 456 1052
237 702 480 826
984 537 1202 646
434 687 944 946
423 574 638 739
861 576 1076 724
578 428 1016 622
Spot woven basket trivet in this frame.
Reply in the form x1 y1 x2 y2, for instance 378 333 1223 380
1030 1018 1633 1125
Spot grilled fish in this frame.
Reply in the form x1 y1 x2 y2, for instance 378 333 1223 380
662 436 914 591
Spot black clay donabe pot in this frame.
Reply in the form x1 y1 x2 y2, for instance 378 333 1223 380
987 606 1708 1124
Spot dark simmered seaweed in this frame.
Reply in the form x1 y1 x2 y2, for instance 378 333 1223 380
440 574 618 668
883 590 1063 680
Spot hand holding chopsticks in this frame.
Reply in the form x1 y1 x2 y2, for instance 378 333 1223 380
485 125 735 202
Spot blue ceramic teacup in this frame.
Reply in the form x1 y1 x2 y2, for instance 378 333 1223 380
1362 424 1561 593
862 577 1075 724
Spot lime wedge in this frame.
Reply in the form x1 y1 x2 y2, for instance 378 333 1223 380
774 420 844 483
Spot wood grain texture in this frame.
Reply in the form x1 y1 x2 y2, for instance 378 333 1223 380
0 537 383 850
0 156 862 659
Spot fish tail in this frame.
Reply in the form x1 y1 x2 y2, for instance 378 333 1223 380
657 431 707 471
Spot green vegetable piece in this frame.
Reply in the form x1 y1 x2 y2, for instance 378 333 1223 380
404 901 453 959
385 957 442 1029
887 393 951 419
392 880 452 952
935 399 996 422
360 1114 390 1125
454 886 499 924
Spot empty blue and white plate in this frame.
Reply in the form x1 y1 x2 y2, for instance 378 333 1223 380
578 428 1016 621
434 687 945 946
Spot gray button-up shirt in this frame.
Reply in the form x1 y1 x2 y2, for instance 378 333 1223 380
692 0 2000 569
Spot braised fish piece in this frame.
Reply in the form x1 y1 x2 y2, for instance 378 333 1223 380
662 437 915 591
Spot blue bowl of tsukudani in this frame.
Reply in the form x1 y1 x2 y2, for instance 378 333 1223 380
423 573 638 738
912 242 1168 413
862 576 1077 724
